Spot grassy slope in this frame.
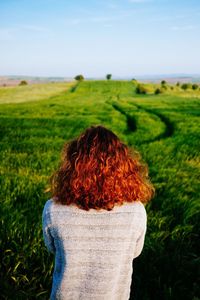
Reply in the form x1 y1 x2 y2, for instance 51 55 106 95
0 82 73 104
0 81 199 300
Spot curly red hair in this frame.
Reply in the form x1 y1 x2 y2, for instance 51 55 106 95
50 125 155 211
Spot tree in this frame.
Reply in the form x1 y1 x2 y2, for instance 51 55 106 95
74 75 84 81
192 84 199 90
19 80 28 86
161 84 168 90
131 78 137 84
106 74 112 80
154 88 162 95
135 84 148 95
181 83 192 90
161 80 167 85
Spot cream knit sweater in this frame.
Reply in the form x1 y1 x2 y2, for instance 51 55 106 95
42 199 147 300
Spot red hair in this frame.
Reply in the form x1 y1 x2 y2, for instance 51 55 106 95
50 125 155 211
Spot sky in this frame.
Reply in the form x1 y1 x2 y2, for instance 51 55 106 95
0 0 200 78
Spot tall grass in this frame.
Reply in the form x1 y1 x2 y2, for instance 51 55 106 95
0 80 199 299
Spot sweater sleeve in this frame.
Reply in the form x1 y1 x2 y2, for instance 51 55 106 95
134 203 147 258
42 200 56 254
134 226 147 258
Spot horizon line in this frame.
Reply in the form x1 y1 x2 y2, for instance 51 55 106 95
1 73 200 79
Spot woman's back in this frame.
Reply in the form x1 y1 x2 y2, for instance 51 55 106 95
42 199 147 300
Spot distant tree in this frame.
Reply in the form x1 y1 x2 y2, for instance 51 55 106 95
161 80 167 85
136 84 148 95
181 83 187 90
131 78 137 84
106 74 112 80
181 83 191 90
176 81 180 86
161 84 168 90
74 75 84 81
154 88 162 95
19 80 28 86
192 83 199 90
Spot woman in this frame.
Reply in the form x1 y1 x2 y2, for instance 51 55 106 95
42 125 155 300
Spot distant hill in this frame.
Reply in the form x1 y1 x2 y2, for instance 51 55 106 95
135 74 200 84
0 76 73 86
0 74 200 86
112 74 200 83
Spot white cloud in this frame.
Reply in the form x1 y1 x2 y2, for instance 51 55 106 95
129 0 152 3
171 25 197 31
67 12 131 26
107 3 119 9
103 24 113 28
70 19 82 25
21 25 49 33
0 28 18 41
0 25 50 41
90 16 117 23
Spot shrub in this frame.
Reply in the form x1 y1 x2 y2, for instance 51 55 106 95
74 75 84 81
161 84 168 90
131 78 137 85
192 84 199 90
19 80 28 86
154 88 162 95
181 83 192 90
136 84 148 95
161 80 167 85
160 80 168 90
106 74 112 80
176 82 180 86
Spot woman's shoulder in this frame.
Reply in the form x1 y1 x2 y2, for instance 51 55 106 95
120 200 147 214
42 198 74 215
42 198 147 217
121 201 147 227
42 198 55 216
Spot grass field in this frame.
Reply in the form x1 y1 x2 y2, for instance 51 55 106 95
0 80 199 300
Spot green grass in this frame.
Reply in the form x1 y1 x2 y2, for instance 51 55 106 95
0 82 73 104
0 80 199 300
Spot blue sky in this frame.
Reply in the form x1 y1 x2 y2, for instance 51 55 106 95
0 0 200 78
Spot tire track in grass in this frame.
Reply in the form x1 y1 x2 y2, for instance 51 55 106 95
70 82 79 93
111 103 137 133
111 93 137 133
105 94 137 135
132 103 175 143
105 87 174 144
108 94 174 145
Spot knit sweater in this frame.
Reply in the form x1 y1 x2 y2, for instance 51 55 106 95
42 199 147 300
